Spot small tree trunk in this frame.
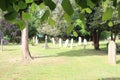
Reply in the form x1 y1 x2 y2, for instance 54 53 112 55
92 29 101 50
113 32 118 42
21 21 32 60
111 31 114 41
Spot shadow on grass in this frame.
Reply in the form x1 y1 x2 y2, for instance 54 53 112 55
33 49 107 59
57 49 107 57
98 77 120 80
116 60 120 64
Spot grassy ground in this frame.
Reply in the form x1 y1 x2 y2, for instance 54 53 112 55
0 41 120 80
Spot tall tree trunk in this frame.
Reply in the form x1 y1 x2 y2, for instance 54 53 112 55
92 29 101 50
21 21 32 60
111 31 114 41
113 32 117 41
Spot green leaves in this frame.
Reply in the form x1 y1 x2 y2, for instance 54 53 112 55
108 21 113 27
87 0 95 8
25 0 34 3
39 3 45 9
22 12 31 20
63 13 72 23
31 3 38 12
41 10 50 22
73 31 78 37
75 0 87 8
67 25 74 34
15 20 26 30
48 18 55 26
62 0 74 16
0 0 7 11
4 11 17 21
13 3 19 12
18 1 27 10
113 0 117 8
44 0 56 11
84 8 92 14
102 7 113 21
117 4 120 20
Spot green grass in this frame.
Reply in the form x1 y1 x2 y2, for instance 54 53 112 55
0 41 120 80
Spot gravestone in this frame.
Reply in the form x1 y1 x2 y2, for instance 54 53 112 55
108 41 116 65
0 30 3 43
64 39 69 48
33 37 35 43
59 38 62 47
70 38 73 48
51 37 55 45
35 36 38 44
78 37 82 45
43 35 49 49
83 38 87 50
1 39 3 51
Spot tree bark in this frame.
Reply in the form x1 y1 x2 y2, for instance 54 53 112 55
92 29 101 50
110 31 118 42
21 21 32 60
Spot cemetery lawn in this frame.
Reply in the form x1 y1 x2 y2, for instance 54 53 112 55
0 41 120 80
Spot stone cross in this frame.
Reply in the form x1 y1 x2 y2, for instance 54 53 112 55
64 39 69 48
70 38 73 48
59 38 62 47
108 41 116 65
78 37 82 45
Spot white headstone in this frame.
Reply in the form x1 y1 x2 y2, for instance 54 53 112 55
1 39 3 51
108 41 116 65
70 38 73 48
44 35 49 49
83 39 87 50
83 39 87 45
78 37 82 45
64 39 69 48
59 38 62 47
35 36 38 44
33 37 35 43
52 37 55 45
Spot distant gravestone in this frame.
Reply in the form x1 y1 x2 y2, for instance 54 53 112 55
43 35 49 49
1 38 3 51
64 39 69 48
51 37 55 45
35 36 38 44
70 38 73 48
83 39 87 50
78 37 82 45
59 38 62 47
108 41 116 65
0 30 3 43
33 37 35 43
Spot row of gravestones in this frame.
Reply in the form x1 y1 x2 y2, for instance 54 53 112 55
32 36 88 47
0 35 117 65
51 37 87 48
50 36 117 65
32 36 39 44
